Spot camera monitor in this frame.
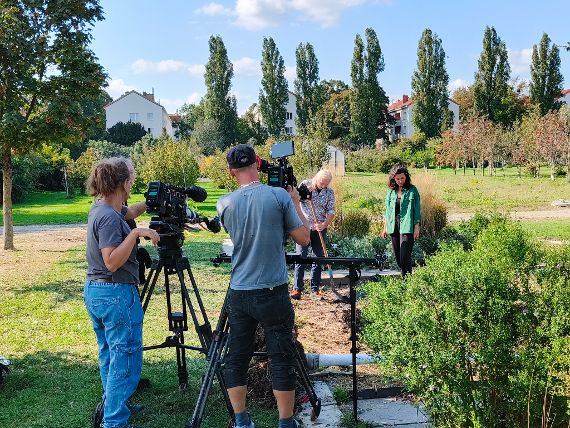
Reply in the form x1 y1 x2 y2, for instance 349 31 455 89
270 140 294 159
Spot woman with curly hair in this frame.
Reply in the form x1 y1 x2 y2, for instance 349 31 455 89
381 163 421 276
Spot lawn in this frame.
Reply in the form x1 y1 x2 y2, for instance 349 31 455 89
0 180 226 226
342 167 570 213
0 231 284 428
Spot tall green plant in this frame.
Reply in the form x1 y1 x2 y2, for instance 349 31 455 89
411 29 449 139
259 37 288 137
0 1 107 249
294 42 323 133
473 26 511 125
530 33 564 115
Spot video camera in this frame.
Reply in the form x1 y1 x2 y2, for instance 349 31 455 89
256 140 311 201
144 181 221 241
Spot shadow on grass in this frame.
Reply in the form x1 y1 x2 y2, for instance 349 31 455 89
0 351 277 428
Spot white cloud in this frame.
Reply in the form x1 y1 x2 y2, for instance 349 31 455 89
107 79 138 99
233 57 261 77
195 2 233 16
233 0 375 30
449 79 470 92
160 93 203 113
284 65 296 82
130 59 204 77
508 48 533 75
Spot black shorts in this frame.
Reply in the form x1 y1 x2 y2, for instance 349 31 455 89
223 283 296 391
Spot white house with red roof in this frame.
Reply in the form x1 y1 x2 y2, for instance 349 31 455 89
105 90 175 138
387 94 460 142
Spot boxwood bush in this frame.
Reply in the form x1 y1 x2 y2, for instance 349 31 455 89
362 218 570 427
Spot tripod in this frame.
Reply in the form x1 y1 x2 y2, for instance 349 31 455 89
187 273 323 427
138 231 232 424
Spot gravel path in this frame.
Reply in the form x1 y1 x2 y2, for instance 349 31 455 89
448 208 570 222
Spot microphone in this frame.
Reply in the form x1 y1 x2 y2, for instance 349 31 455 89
185 185 207 202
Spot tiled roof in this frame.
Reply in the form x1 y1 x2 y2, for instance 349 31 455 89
388 95 459 111
104 90 167 111
561 89 570 97
169 114 182 123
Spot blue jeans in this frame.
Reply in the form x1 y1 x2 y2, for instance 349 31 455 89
293 229 327 292
84 280 144 428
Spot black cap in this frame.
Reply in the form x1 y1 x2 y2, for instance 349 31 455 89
227 144 256 169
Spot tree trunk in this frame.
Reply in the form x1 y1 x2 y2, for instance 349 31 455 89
550 163 555 181
2 147 14 250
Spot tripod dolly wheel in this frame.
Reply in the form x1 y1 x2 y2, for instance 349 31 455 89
310 398 322 421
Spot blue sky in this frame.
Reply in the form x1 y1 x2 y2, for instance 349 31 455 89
92 0 570 115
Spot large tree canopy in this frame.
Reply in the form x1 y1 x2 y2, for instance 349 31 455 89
530 33 564 115
259 36 288 137
0 0 107 249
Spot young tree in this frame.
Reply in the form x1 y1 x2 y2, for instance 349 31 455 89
411 29 450 139
535 111 566 180
530 33 564 115
203 35 236 149
0 1 106 249
473 26 511 125
176 102 205 139
105 121 147 146
452 86 476 120
259 37 288 137
350 28 390 148
294 42 323 133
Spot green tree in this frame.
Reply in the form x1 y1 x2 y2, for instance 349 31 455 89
192 118 224 155
350 28 390 148
411 29 450 139
452 86 476 120
310 89 352 142
203 35 236 149
294 42 323 133
176 102 205 139
105 121 147 146
259 37 288 137
236 103 268 145
320 79 349 97
0 1 106 249
473 26 511 125
530 33 564 115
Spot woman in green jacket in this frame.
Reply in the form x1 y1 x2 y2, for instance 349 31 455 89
381 163 421 276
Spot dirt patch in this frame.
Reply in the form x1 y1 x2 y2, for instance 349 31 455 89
0 227 86 290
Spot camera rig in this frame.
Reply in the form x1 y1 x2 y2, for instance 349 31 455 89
256 140 311 201
145 181 221 254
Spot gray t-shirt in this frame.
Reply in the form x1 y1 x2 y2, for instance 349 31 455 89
217 184 303 290
86 201 139 284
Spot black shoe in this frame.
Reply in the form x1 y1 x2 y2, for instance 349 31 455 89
90 400 104 428
135 377 151 393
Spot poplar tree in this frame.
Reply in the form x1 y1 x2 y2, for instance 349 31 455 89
203 35 236 148
411 29 450 139
0 1 106 250
294 42 323 133
473 26 511 124
259 37 288 137
349 28 390 148
530 33 564 115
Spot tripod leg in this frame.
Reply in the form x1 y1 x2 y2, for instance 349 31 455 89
140 260 163 313
293 345 322 421
176 329 189 390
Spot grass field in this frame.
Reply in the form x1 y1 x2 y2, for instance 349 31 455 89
0 180 225 226
0 231 285 428
343 168 570 213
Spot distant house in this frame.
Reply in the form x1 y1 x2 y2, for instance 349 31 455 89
559 88 570 105
387 94 460 142
105 90 175 139
284 91 297 135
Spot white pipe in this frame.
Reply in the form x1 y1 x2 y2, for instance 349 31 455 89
305 353 378 370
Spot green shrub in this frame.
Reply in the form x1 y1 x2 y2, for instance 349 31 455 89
67 147 98 195
329 233 388 258
138 138 199 188
330 210 370 237
200 150 239 192
362 218 570 427
0 153 47 202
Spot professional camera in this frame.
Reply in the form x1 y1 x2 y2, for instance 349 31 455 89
144 181 220 247
256 140 311 200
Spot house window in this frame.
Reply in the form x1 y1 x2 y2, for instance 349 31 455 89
148 128 153 134
285 127 293 135
286 112 293 120
394 112 401 120
129 113 139 122
147 112 153 121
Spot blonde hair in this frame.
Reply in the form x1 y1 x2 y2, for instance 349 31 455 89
86 157 132 197
314 169 333 182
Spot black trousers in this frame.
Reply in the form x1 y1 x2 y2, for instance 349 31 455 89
390 220 414 276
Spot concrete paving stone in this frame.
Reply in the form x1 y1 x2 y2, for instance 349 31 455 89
298 381 342 427
358 397 430 427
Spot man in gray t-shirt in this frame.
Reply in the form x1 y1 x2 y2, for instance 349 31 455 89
216 144 309 428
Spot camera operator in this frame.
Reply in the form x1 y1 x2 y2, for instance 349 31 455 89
84 157 159 428
216 144 309 428
291 169 335 300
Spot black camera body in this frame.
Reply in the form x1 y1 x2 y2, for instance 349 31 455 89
144 181 220 244
257 141 311 201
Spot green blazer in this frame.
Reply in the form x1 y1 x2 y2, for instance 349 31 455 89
384 185 421 234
